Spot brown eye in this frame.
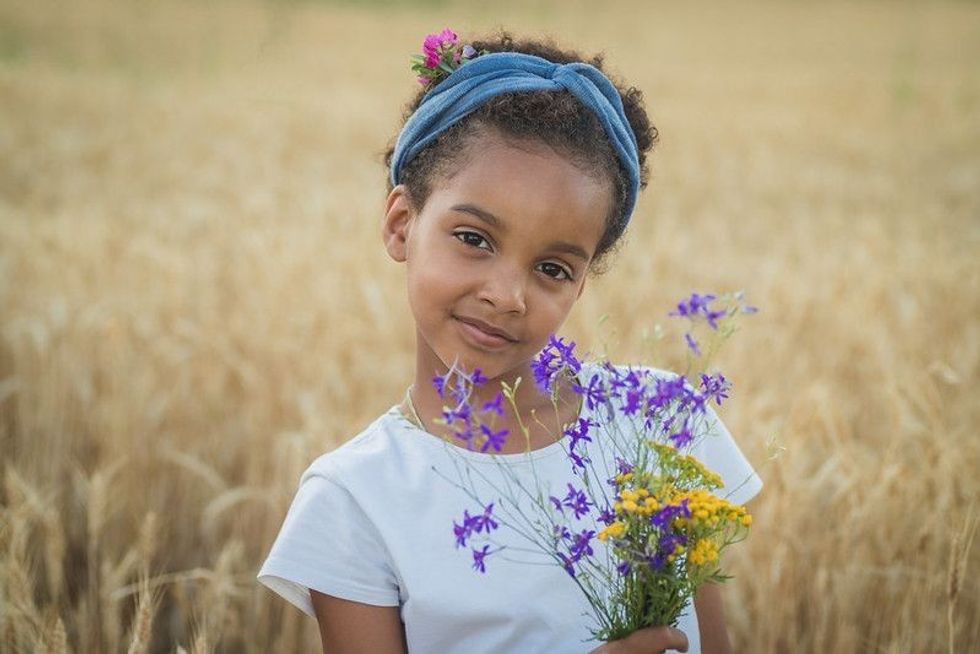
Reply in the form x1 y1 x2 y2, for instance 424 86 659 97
538 262 573 281
453 230 492 251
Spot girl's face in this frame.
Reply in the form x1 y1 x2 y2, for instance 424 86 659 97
383 131 612 384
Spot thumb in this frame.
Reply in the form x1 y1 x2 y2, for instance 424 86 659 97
618 625 689 653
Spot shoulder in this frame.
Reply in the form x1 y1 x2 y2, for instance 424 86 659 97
302 408 411 487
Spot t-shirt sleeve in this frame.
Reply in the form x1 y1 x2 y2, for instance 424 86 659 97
257 470 401 617
693 403 763 507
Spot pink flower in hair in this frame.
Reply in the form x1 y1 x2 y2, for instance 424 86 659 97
423 28 458 68
411 28 484 89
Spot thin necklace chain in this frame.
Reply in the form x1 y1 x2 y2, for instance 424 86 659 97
401 385 425 430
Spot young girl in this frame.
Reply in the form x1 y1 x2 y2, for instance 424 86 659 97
258 29 761 654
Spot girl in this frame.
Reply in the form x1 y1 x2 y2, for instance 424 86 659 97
258 29 761 654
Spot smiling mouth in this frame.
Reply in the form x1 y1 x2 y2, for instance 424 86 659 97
453 316 519 350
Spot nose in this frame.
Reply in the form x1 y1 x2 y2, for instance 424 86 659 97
477 263 527 315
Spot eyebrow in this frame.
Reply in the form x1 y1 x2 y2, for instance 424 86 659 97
450 203 591 261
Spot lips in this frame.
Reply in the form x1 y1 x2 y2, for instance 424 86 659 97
453 315 519 348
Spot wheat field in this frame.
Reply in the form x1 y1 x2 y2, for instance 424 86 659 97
1 0 978 652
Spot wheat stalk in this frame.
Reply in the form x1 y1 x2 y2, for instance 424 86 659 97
947 509 978 654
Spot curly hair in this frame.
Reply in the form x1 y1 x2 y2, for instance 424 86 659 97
383 30 658 273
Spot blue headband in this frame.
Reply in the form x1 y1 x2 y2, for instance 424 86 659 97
389 51 641 225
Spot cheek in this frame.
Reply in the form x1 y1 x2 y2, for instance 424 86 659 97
406 254 461 316
528 289 577 336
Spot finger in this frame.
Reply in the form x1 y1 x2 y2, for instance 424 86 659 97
619 625 689 653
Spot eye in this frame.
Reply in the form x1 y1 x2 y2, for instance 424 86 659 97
453 230 492 251
537 261 574 282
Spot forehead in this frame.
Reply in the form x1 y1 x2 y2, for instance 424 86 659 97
428 133 612 253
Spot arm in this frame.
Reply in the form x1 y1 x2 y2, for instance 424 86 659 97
310 590 407 654
694 583 733 654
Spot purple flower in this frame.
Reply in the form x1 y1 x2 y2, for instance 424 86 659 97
481 391 505 416
432 373 448 398
453 510 475 548
647 532 688 571
470 368 488 386
651 375 686 410
669 292 717 319
684 391 707 415
684 332 701 356
562 483 592 519
555 529 596 578
598 507 616 525
700 372 731 406
558 553 576 577
549 495 563 511
530 335 581 393
669 425 694 448
479 424 508 452
623 388 644 416
442 402 472 426
553 524 572 541
650 500 691 531
705 309 725 329
616 458 634 476
453 503 498 549
530 351 557 393
444 402 474 447
616 561 632 576
472 544 491 573
669 292 727 330
448 375 470 404
570 529 595 560
572 373 607 410
462 44 477 59
564 418 594 452
603 363 629 395
569 449 590 472
472 503 499 534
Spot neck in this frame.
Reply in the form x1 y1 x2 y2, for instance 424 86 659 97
407 337 582 452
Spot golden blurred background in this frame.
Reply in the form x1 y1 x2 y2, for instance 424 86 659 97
1 0 978 651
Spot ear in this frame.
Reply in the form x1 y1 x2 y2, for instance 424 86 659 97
382 185 416 263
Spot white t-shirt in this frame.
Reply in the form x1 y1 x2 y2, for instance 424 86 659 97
258 363 763 654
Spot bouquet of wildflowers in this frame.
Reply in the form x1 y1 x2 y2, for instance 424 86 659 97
433 291 758 641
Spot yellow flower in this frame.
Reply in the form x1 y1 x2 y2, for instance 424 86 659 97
689 538 719 566
598 521 627 541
